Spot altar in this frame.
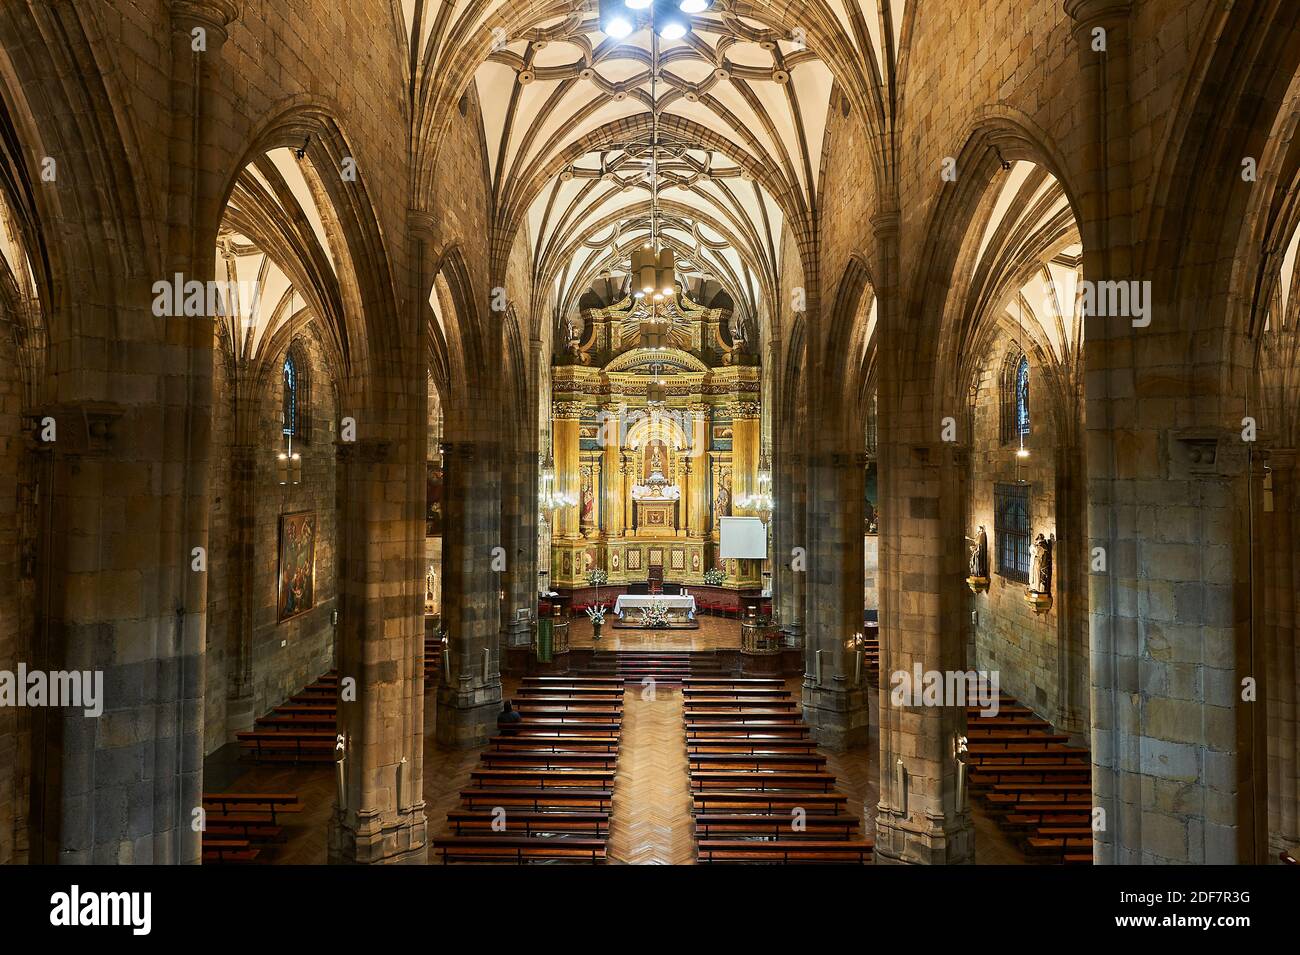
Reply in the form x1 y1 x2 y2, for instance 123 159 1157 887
612 593 699 629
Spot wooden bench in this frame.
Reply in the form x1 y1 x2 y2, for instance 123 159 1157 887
685 710 802 723
237 730 336 763
490 735 619 754
688 752 827 772
694 813 860 839
689 770 837 793
514 687 625 699
511 721 622 737
201 838 261 864
512 705 623 721
512 697 625 712
481 751 618 771
458 788 613 811
444 810 609 837
682 678 786 688
692 790 848 814
202 793 301 824
684 698 799 710
697 839 872 864
469 768 615 789
203 817 284 841
687 724 810 739
687 738 819 755
521 676 624 687
255 714 336 730
434 836 606 864
682 687 792 698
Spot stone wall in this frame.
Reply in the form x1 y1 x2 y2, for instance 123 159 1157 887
967 350 1064 725
204 335 338 755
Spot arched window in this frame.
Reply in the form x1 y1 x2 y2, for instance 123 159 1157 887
999 351 1030 444
282 344 310 443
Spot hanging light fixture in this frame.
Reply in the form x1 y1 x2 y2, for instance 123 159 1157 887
1016 292 1030 460
678 0 713 12
653 0 689 38
599 0 635 38
625 0 652 10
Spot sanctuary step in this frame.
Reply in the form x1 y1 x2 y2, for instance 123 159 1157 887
583 650 728 684
968 695 1094 865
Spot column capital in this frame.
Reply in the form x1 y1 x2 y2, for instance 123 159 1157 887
1063 0 1132 32
408 208 438 242
170 0 240 33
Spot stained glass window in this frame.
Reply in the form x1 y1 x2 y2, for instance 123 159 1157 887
1016 354 1030 437
282 352 297 438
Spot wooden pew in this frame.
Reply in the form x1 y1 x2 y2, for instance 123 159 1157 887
694 814 860 839
469 767 615 789
683 698 799 710
480 751 618 771
697 839 873 864
490 735 619 754
444 810 609 837
691 790 848 814
434 836 606 864
687 738 819 755
458 788 613 811
202 793 301 824
687 723 810 739
237 730 336 763
689 770 837 793
688 752 827 772
202 838 261 864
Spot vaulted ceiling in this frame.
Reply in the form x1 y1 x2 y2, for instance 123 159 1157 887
400 1 909 340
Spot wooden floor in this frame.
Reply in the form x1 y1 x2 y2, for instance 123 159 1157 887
606 689 696 864
204 644 1029 864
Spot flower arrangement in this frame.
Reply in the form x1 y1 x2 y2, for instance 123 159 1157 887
587 568 609 586
703 567 726 586
639 604 671 629
585 603 608 626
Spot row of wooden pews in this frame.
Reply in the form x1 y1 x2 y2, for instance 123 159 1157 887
683 677 874 863
584 649 727 685
236 670 339 763
966 693 1093 864
433 675 625 863
200 792 302 864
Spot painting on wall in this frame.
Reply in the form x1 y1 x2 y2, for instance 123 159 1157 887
426 463 444 537
278 510 317 621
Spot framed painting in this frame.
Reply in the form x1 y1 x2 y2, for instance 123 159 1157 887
278 510 317 621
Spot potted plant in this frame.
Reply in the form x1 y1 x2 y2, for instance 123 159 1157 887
586 603 608 640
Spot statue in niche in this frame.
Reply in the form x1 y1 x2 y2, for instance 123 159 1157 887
1029 533 1053 595
581 469 595 526
649 444 663 476
967 525 988 579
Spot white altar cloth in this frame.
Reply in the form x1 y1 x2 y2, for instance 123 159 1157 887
613 594 697 616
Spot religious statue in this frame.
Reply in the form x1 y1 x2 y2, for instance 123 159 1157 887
968 525 988 578
715 472 731 517
1029 533 1053 595
581 470 595 525
649 444 663 475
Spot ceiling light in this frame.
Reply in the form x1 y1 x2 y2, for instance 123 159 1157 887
653 0 689 38
600 0 635 35
625 0 652 9
679 0 712 12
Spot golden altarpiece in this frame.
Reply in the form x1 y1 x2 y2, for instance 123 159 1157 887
548 287 762 592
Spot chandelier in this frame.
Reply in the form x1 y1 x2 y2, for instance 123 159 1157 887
538 445 576 518
738 454 774 523
600 0 720 307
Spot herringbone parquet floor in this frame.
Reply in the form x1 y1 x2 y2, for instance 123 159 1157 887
606 687 697 864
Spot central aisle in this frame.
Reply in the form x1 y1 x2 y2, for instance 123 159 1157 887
606 687 696 864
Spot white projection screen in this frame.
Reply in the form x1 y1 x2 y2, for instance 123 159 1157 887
719 516 767 559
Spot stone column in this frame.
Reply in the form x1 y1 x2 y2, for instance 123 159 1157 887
603 402 624 538
1262 450 1298 858
329 427 428 864
436 438 504 746
872 207 975 864
801 447 869 750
